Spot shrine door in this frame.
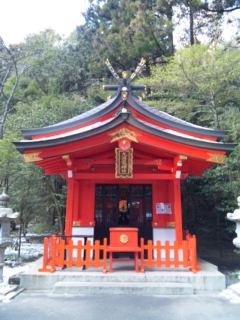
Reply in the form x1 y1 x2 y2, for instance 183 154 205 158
94 184 152 244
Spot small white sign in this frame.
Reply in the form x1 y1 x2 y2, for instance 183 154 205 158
156 203 172 214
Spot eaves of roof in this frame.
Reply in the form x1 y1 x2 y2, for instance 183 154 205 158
129 115 236 154
128 94 227 141
21 92 123 139
13 113 237 155
21 90 226 142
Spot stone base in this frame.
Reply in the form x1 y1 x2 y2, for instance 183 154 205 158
19 257 226 295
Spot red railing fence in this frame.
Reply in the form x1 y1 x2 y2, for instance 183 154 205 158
140 234 200 273
39 234 200 273
39 235 107 273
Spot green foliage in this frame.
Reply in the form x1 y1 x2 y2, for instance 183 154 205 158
145 44 240 129
28 222 59 234
0 134 22 182
82 0 174 73
181 142 240 247
182 168 237 248
234 249 240 255
0 30 63 138
6 94 92 133
54 28 105 95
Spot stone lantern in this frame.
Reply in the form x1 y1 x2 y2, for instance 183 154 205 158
0 188 19 282
227 196 240 249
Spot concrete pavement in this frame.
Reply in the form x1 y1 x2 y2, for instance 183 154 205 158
1 257 240 319
0 290 240 320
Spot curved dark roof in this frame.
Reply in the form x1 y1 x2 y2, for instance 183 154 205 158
14 113 237 155
21 93 123 139
21 89 227 141
128 95 226 140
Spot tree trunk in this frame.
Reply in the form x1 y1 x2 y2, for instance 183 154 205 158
166 6 174 55
18 223 22 259
210 92 220 129
189 4 195 45
49 187 64 234
0 73 21 139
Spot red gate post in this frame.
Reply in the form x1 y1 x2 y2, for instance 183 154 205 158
66 239 74 268
49 235 57 273
85 240 91 269
76 240 83 268
190 235 197 273
147 240 153 268
174 241 179 268
156 240 162 268
94 240 100 268
55 238 65 268
182 240 188 268
165 241 170 268
102 238 107 273
140 238 145 273
38 237 51 272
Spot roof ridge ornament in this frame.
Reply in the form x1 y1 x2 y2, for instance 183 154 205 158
105 59 121 84
128 58 146 84
103 59 146 94
105 58 146 84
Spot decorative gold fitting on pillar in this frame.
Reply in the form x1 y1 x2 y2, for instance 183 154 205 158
73 221 81 226
166 222 175 228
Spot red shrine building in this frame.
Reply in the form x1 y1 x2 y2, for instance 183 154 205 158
14 60 237 272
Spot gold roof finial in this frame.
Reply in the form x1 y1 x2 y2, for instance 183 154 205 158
122 71 128 79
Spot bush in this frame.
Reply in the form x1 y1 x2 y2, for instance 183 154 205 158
27 222 59 234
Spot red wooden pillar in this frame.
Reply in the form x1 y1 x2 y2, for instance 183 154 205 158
173 178 183 242
64 178 74 237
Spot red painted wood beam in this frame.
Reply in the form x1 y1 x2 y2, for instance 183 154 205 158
65 178 75 237
173 179 183 242
73 172 175 180
74 158 174 170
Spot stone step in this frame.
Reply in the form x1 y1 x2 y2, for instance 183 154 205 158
0 284 18 296
0 285 25 302
53 281 194 295
21 267 226 292
55 273 192 283
20 259 227 292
